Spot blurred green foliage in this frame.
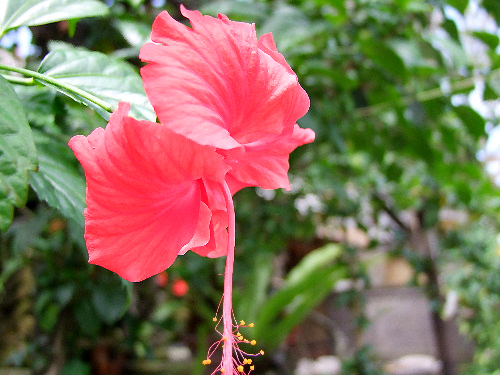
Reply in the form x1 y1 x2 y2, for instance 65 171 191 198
1 0 500 374
445 218 500 374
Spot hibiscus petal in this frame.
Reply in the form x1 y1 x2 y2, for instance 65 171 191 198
224 124 316 192
207 210 229 258
202 179 227 212
258 33 294 74
179 202 212 255
140 6 309 148
193 210 229 258
191 180 228 257
69 103 228 281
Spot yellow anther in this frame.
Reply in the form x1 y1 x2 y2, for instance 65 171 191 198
221 369 225 373
237 365 244 372
251 340 257 345
260 350 265 355
247 359 252 364
240 320 246 325
243 359 249 364
250 366 255 371
249 323 254 328
213 317 218 322
202 359 212 365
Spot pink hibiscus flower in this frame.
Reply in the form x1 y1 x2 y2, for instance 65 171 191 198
70 6 314 375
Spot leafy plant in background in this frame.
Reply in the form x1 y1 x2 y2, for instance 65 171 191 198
445 218 500 375
2 0 500 375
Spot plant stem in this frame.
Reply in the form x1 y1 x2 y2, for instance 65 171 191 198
222 182 236 375
1 73 35 85
0 64 114 113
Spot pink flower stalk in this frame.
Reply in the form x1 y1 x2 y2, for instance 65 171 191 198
70 6 314 375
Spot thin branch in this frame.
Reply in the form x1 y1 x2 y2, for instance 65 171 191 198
0 64 114 113
372 193 411 233
1 73 34 85
355 68 500 118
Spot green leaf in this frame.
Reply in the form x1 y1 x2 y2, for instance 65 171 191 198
360 40 406 79
483 83 498 101
454 105 485 139
29 134 86 227
255 244 346 349
260 3 328 54
40 303 60 332
447 0 469 13
153 300 183 322
37 47 155 121
0 258 23 293
91 282 129 325
0 0 109 36
404 0 432 13
126 0 143 7
9 205 51 256
286 244 343 286
61 360 91 375
14 85 57 127
75 299 102 336
112 20 151 59
235 252 274 323
471 31 500 50
482 0 500 24
0 74 37 231
68 18 78 37
443 19 460 42
114 20 156 47
200 1 270 23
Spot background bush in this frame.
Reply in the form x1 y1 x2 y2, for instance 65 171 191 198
1 0 500 374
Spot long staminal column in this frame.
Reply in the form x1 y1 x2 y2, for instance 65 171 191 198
202 183 263 375
222 182 236 375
